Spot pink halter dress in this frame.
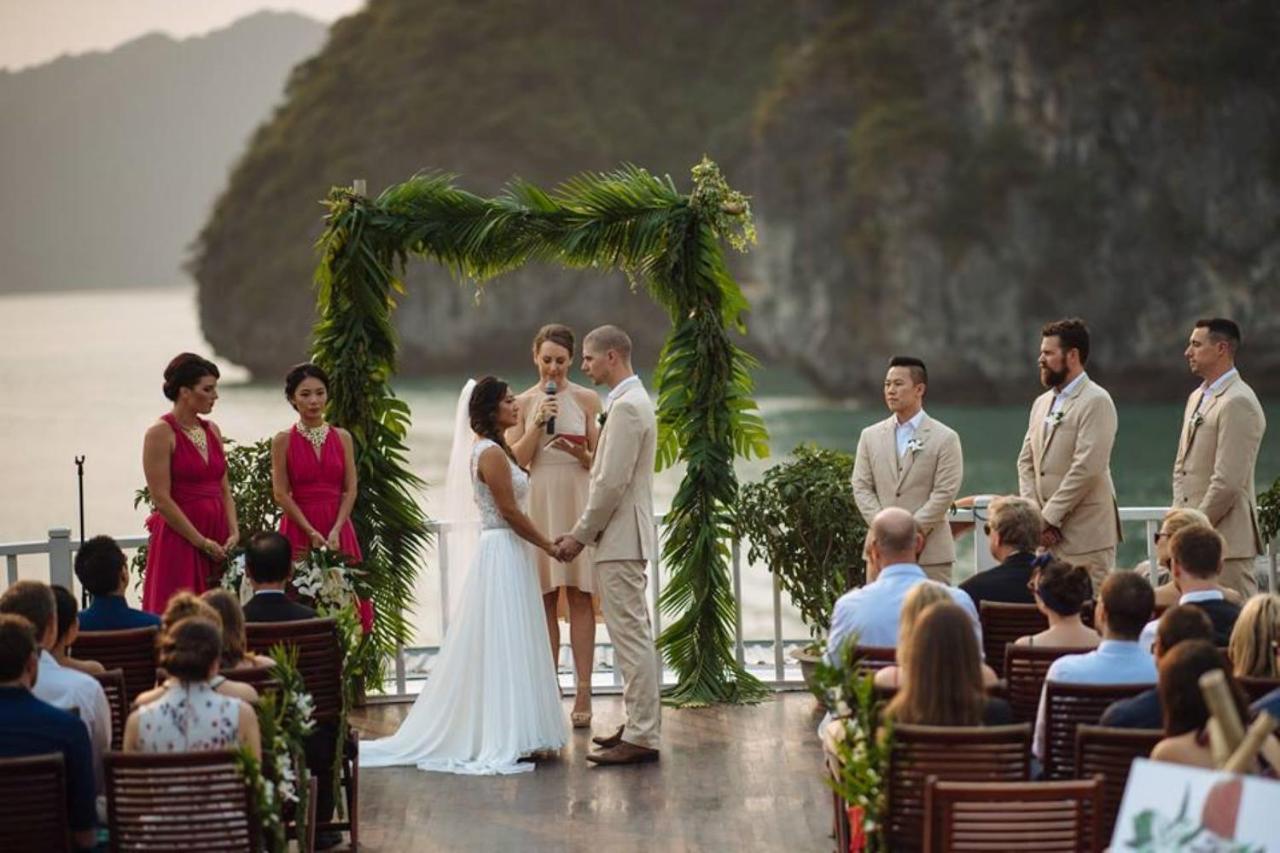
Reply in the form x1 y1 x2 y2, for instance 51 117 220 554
278 425 362 562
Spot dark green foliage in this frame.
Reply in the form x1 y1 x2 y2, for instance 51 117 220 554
1259 475 1280 546
312 159 770 706
738 445 867 640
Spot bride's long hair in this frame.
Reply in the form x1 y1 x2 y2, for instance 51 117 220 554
469 376 523 470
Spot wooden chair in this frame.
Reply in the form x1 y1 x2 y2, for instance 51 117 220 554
0 753 69 852
1074 725 1162 842
1238 675 1280 703
105 749 261 852
979 603 1046 677
1003 645 1096 724
246 618 358 848
93 668 128 751
885 723 1032 851
852 645 896 675
71 626 158 705
922 776 1102 852
1042 681 1151 780
221 664 281 697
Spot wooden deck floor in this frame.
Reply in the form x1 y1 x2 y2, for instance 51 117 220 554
348 690 831 852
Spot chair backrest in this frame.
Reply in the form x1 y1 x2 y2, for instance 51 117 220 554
244 618 342 721
923 776 1102 852
105 749 261 852
93 668 128 751
1238 675 1280 703
853 645 896 674
1003 645 1096 724
979 603 1047 677
1074 725 1162 842
0 752 69 852
220 664 280 697
886 723 1031 851
1043 681 1151 780
71 626 159 705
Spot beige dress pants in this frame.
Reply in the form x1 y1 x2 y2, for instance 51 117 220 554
921 562 954 585
1059 547 1116 595
1220 556 1260 599
597 558 661 749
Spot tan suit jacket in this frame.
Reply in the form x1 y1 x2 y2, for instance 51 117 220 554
851 413 963 566
1017 375 1122 555
570 380 657 562
1172 372 1267 559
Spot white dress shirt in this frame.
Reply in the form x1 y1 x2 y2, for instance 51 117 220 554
606 374 642 407
35 650 112 791
824 563 981 663
894 409 926 458
1138 589 1225 654
1192 367 1238 416
1045 371 1088 424
1032 640 1157 758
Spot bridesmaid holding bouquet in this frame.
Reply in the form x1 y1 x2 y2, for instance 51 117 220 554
141 353 239 613
271 363 362 563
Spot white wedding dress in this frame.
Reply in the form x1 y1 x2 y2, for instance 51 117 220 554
360 438 566 774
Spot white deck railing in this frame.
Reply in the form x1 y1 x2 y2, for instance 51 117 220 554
4 500 1275 699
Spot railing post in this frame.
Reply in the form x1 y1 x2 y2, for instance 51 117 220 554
732 538 745 669
772 571 784 683
1145 521 1160 587
971 496 998 574
48 528 74 590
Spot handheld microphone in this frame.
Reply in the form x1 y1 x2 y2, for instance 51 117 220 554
544 380 557 434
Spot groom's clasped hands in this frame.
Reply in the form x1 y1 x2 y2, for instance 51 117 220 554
547 534 584 563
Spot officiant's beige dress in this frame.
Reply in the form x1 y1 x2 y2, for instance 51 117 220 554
525 385 595 600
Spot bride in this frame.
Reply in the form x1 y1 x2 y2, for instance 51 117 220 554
360 376 567 774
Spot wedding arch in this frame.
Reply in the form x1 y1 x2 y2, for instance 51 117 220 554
311 158 770 707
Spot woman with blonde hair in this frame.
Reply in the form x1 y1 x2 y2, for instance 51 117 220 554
1151 507 1242 607
1228 594 1280 679
875 583 998 689
883 602 1012 726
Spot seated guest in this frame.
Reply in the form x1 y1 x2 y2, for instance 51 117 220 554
1101 605 1215 729
201 589 273 671
0 615 97 851
1139 525 1240 652
1249 616 1280 719
960 496 1041 611
1033 572 1156 760
883 602 1012 726
826 508 979 662
1228 593 1280 679
875 581 998 690
1151 640 1252 770
51 585 105 676
74 535 161 631
1014 559 1100 649
242 531 318 623
0 581 111 789
135 593 258 706
1148 508 1242 608
124 617 260 759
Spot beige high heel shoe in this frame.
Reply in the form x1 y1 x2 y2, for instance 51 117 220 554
571 681 593 728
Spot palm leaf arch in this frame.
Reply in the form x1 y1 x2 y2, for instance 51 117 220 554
313 158 770 706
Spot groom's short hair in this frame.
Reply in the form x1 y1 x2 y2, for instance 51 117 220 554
585 325 632 360
888 356 927 386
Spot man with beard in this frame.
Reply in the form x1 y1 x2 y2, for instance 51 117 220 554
1017 318 1122 591
852 356 963 584
1172 318 1267 598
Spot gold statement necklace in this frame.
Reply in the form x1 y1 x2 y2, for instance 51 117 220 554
298 422 330 453
182 421 208 455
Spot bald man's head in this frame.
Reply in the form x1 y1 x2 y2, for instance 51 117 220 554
869 508 921 568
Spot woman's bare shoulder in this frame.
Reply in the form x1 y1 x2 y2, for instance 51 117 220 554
571 384 601 411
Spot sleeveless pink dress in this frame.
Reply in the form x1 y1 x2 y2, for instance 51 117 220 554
142 414 230 613
278 426 362 561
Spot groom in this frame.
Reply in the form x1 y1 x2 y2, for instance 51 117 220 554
554 325 661 766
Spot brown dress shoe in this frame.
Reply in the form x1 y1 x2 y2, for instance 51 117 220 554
585 740 660 765
592 724 625 749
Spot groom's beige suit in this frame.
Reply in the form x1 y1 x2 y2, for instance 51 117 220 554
570 377 660 749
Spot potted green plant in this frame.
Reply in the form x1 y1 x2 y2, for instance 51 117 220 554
738 444 867 686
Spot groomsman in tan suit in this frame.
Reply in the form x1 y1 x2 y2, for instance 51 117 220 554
1017 318 1122 590
555 325 660 766
1173 318 1267 598
851 357 963 583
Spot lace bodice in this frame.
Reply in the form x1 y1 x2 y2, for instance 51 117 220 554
472 439 529 529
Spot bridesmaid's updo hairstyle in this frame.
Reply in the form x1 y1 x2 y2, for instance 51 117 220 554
163 352 220 401
532 323 575 357
284 362 330 405
158 616 222 682
1032 558 1093 616
469 376 520 467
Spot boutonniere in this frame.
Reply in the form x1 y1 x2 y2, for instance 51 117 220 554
1190 411 1204 429
597 412 608 428
906 437 925 455
1049 410 1066 426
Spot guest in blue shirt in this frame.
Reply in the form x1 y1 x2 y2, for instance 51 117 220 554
1034 571 1157 759
1102 605 1215 730
75 535 161 631
0 614 97 850
826 508 979 662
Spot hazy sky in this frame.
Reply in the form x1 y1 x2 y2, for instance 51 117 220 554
0 0 365 71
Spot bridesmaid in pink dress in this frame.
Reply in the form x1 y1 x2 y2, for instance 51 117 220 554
271 364 361 562
142 353 239 614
